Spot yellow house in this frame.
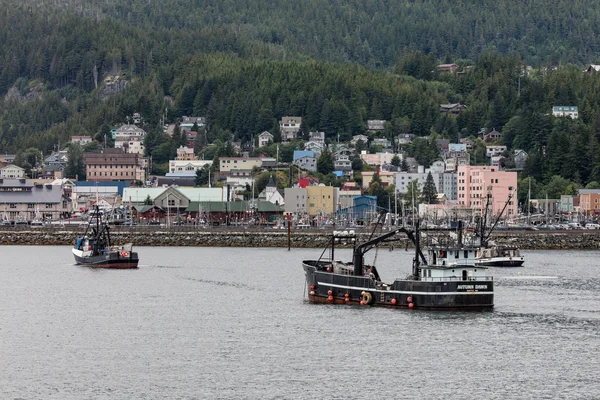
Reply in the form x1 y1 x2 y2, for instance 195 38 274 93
306 186 338 216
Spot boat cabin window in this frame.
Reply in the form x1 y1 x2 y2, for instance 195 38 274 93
427 270 431 278
462 270 467 280
464 250 468 258
455 251 459 259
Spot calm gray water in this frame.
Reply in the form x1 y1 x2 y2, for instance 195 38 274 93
1 245 599 399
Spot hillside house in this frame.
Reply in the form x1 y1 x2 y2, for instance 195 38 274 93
552 106 578 119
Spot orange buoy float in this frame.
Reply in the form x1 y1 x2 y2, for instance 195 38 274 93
327 290 333 296
345 297 350 303
408 303 414 309
360 300 365 306
328 295 333 301
407 296 413 303
309 291 315 296
391 298 397 305
310 285 315 290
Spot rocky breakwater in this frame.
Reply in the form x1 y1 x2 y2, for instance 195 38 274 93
0 227 599 249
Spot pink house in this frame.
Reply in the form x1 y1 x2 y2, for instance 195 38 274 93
457 166 518 217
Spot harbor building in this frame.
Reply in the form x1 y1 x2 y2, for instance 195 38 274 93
457 165 518 217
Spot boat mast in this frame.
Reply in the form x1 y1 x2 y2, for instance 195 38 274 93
527 177 531 226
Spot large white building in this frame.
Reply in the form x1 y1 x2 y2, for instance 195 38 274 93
395 163 457 201
168 159 213 176
0 164 25 179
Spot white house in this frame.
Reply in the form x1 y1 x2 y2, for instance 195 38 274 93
71 135 93 145
552 106 578 119
259 175 285 206
309 131 325 145
258 131 274 147
279 116 302 142
168 159 213 176
114 124 147 155
351 134 369 146
0 164 25 178
486 145 507 158
304 141 324 156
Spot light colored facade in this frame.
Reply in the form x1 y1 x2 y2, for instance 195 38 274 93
0 164 25 179
397 134 415 145
304 141 324 156
219 157 262 172
284 187 308 214
351 134 369 146
306 186 338 216
180 116 206 131
309 131 325 145
71 136 93 145
372 138 392 149
293 156 317 172
279 116 302 142
84 149 146 182
394 168 458 201
0 179 70 221
578 189 600 214
552 106 578 119
284 186 339 216
176 146 196 161
123 187 227 205
168 159 212 175
334 154 352 171
486 145 507 158
361 171 395 190
360 152 401 167
367 120 386 131
114 124 146 155
457 165 518 217
258 131 274 147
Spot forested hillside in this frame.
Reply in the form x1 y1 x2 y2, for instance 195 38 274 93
10 0 600 67
2 1 600 202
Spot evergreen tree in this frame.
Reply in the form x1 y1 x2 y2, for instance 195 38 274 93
421 172 439 204
391 154 401 166
400 158 410 172
317 146 335 175
194 165 211 187
65 144 85 180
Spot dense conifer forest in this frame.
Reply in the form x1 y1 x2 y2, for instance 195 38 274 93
2 0 600 202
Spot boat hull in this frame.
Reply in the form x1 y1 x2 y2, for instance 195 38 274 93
476 257 524 267
303 262 493 311
73 250 139 269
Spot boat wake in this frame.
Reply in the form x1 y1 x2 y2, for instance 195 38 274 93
178 276 263 291
500 275 559 280
496 311 600 329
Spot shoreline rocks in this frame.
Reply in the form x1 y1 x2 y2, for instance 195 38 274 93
1 228 599 250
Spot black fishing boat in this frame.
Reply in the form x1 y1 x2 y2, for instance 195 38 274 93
475 190 525 267
302 221 493 310
72 210 139 269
